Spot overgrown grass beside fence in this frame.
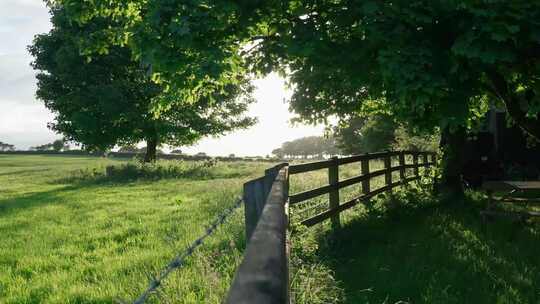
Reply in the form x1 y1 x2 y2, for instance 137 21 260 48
227 151 436 303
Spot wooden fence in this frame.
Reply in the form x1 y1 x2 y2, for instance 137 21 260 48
226 150 436 303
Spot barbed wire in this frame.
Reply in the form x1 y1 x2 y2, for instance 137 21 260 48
125 197 244 304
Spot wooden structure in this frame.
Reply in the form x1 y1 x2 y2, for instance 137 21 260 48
226 150 436 303
482 181 540 219
226 163 290 304
288 151 436 226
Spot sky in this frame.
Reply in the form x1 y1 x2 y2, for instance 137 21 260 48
0 0 325 157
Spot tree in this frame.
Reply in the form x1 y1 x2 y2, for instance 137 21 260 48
52 139 68 152
246 1 540 195
53 1 540 194
0 142 15 152
335 114 439 154
335 115 396 154
30 4 255 162
31 143 54 151
271 148 284 159
170 149 183 155
392 126 440 152
47 0 253 114
118 144 142 153
273 136 339 159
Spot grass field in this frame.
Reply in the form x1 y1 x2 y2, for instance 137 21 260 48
290 180 540 304
2 155 540 303
0 155 267 303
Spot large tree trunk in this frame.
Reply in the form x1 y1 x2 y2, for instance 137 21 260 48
144 136 158 163
438 126 466 198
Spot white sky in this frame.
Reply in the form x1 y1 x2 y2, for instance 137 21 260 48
0 0 325 156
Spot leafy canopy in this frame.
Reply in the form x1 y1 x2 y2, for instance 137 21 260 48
249 1 540 137
30 4 255 159
50 0 540 140
47 0 255 109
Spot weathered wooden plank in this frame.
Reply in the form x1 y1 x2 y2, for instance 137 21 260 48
413 153 419 177
302 176 421 226
337 151 399 165
361 158 370 196
289 159 333 174
399 152 406 181
290 168 392 205
328 157 340 228
243 163 289 242
289 185 333 205
243 176 265 241
384 154 392 186
339 168 387 189
289 158 434 206
227 167 289 304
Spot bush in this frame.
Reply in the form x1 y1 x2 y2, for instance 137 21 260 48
104 160 220 181
57 159 257 184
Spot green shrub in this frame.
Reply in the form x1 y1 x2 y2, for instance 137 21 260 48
57 159 257 184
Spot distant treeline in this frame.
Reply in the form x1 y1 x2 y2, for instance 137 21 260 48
272 136 340 159
0 150 282 163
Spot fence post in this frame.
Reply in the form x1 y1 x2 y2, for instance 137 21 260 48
413 152 419 177
422 153 429 169
361 157 370 195
243 179 263 242
399 152 406 182
328 156 340 229
243 164 288 242
384 153 392 186
227 166 290 304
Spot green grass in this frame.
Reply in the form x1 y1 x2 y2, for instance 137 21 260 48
0 155 267 303
3 154 540 303
289 174 540 304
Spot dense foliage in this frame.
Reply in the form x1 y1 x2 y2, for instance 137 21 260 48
30 4 256 162
45 0 540 189
334 115 439 154
249 1 540 192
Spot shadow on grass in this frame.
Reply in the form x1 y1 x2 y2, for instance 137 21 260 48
0 184 94 217
0 169 51 177
310 194 540 304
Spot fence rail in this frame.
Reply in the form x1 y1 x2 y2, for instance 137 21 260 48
226 163 290 304
227 150 436 303
289 151 436 227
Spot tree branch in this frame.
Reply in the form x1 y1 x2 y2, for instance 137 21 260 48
486 70 540 140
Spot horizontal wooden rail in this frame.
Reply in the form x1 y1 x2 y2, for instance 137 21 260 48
289 151 436 226
290 185 333 205
227 164 290 303
288 159 333 175
301 176 421 226
289 151 436 175
289 162 436 206
227 150 436 303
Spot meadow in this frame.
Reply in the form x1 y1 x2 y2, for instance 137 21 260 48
0 155 267 303
2 155 540 304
